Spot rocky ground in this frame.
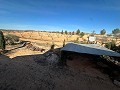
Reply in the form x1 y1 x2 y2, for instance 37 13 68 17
0 46 119 90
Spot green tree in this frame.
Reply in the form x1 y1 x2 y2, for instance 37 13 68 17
61 30 64 34
100 29 106 35
72 31 75 35
0 31 5 51
112 28 120 35
80 32 85 38
76 29 80 35
69 32 72 35
112 28 120 42
65 30 68 35
91 30 96 36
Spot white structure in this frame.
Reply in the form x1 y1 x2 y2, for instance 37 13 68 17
88 36 96 43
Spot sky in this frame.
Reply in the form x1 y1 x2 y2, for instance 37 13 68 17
0 0 120 34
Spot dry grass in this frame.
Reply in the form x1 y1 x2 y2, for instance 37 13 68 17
3 31 88 47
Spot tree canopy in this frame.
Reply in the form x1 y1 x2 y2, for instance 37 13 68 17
72 31 75 35
76 29 80 35
65 30 68 34
100 29 106 35
80 32 85 37
91 30 96 36
112 28 120 35
61 30 63 34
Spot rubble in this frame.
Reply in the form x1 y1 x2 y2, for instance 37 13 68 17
26 43 45 52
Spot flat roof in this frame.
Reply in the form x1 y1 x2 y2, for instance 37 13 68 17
61 43 120 57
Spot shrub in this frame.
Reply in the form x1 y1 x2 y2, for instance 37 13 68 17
0 31 5 50
50 44 55 50
65 30 68 35
74 37 79 43
80 32 85 38
63 39 65 47
5 34 20 45
105 41 120 53
76 29 80 35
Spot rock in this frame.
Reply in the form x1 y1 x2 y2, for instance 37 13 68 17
41 49 45 52
26 43 45 52
113 79 120 87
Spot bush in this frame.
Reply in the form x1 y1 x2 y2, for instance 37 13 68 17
74 37 79 43
63 39 65 47
0 31 5 50
5 34 20 45
105 41 120 53
80 32 85 38
50 44 55 50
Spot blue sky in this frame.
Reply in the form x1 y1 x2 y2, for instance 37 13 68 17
0 0 120 34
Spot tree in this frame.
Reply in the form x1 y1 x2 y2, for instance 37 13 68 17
100 29 106 35
112 28 120 35
69 32 72 35
61 30 64 34
80 32 85 38
0 31 5 51
63 39 65 47
112 28 120 42
72 31 75 35
76 29 80 35
65 30 68 35
91 30 96 36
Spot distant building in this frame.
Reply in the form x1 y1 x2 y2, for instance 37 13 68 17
87 36 96 44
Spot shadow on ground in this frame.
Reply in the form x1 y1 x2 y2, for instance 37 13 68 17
0 49 119 90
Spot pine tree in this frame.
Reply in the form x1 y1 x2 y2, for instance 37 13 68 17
65 30 67 35
76 29 80 35
72 31 75 35
80 32 85 38
61 30 64 34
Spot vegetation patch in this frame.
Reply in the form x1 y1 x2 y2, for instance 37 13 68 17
5 34 20 45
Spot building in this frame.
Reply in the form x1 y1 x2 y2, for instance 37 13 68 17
87 36 96 44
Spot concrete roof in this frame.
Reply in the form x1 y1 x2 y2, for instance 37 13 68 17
61 43 120 57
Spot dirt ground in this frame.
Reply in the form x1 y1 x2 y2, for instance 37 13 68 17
5 43 48 58
0 46 119 90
